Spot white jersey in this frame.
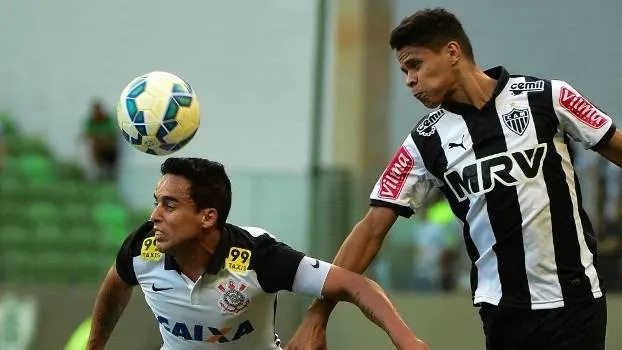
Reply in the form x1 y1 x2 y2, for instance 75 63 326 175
370 67 615 309
116 221 331 349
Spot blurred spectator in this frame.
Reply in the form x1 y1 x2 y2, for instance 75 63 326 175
83 100 119 181
410 191 462 292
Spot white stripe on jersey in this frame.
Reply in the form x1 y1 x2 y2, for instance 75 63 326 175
497 77 564 308
552 133 602 299
434 110 503 304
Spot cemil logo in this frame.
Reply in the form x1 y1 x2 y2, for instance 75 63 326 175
416 109 444 136
377 146 414 200
140 237 161 261
509 80 544 95
559 87 607 129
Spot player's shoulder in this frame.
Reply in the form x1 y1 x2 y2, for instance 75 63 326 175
226 224 280 251
120 220 156 258
410 108 448 141
507 72 555 95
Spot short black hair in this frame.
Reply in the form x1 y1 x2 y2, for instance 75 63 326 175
161 157 232 229
389 8 474 61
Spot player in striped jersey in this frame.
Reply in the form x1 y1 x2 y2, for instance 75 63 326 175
287 7 622 350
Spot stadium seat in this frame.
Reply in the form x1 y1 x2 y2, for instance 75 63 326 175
25 201 61 227
61 203 95 228
93 202 128 242
16 154 55 184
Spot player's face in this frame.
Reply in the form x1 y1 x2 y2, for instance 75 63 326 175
150 174 215 253
396 44 458 108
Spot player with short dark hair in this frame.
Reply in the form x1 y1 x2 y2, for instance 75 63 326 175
87 157 428 350
287 7 622 350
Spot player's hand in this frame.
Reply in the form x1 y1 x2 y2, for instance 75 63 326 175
284 316 328 350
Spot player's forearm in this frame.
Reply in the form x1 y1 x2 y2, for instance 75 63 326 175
332 218 386 272
87 268 133 349
307 211 391 319
346 278 419 349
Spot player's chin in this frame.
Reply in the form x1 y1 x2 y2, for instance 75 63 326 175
154 239 172 253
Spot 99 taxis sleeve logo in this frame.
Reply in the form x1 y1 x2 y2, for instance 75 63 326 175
140 237 162 261
225 247 251 273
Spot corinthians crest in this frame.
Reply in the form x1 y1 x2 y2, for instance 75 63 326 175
217 280 250 314
502 108 530 136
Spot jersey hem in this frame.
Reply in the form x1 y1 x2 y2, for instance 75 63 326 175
369 199 414 218
591 123 616 150
473 289 604 310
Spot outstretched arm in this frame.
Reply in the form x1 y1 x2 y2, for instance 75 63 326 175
319 265 427 350
87 265 134 350
302 207 398 325
597 129 622 166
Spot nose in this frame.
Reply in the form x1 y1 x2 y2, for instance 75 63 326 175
406 71 417 89
150 205 162 223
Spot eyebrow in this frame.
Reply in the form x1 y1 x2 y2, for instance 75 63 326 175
154 194 179 203
403 58 421 68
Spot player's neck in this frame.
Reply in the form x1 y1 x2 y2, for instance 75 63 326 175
173 230 221 282
449 64 497 110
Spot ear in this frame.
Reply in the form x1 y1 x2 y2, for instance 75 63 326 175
200 208 219 229
445 41 462 66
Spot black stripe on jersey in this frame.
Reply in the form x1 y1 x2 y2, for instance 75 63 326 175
116 221 154 285
462 104 531 307
410 128 480 298
224 226 305 293
527 78 593 300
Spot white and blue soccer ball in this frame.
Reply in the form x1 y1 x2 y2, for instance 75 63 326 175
116 71 200 155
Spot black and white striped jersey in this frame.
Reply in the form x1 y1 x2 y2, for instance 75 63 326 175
370 66 616 310
116 221 331 349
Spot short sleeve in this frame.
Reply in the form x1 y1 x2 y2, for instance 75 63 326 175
552 80 616 150
115 221 153 285
369 134 437 217
253 235 305 293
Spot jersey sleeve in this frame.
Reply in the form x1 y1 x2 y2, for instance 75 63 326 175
369 134 437 217
252 235 306 293
115 221 153 285
551 80 616 150
291 256 331 298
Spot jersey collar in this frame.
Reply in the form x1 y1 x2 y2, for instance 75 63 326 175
164 226 232 275
441 66 510 114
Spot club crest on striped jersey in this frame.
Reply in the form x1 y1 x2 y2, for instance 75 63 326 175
416 109 445 136
217 279 250 314
378 146 414 199
502 108 530 136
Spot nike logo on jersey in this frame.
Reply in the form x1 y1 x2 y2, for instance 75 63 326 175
152 283 173 292
311 259 320 269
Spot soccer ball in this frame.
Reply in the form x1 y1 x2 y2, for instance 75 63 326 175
116 71 200 155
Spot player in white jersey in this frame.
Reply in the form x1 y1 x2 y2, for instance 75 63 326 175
287 7 622 350
86 157 428 350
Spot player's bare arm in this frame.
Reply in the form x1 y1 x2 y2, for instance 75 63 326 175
308 206 398 315
287 207 399 349
319 265 428 350
597 129 622 166
87 265 134 350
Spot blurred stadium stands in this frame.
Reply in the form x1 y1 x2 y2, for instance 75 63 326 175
0 115 148 285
